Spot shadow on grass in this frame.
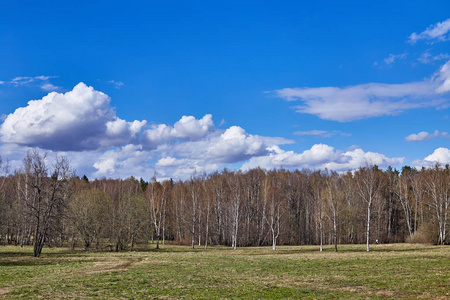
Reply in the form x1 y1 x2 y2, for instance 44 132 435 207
0 248 89 259
0 260 55 267
1 243 444 258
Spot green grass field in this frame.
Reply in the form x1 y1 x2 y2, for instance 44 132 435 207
0 244 449 299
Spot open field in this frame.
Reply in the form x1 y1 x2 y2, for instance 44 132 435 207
0 244 449 299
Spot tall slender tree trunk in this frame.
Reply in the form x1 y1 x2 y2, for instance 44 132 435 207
333 210 338 252
319 221 323 252
204 222 209 250
366 203 371 252
272 231 277 251
192 210 196 249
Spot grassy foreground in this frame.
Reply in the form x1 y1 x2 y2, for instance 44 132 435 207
0 244 449 299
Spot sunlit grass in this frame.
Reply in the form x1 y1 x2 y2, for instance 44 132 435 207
0 244 449 299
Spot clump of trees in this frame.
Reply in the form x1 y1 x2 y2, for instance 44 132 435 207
0 151 449 256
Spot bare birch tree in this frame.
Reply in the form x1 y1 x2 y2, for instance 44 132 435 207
355 166 384 252
227 171 242 250
147 176 168 249
424 165 449 244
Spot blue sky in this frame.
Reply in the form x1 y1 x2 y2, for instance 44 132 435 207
0 1 449 180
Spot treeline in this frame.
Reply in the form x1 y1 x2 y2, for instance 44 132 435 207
0 151 449 256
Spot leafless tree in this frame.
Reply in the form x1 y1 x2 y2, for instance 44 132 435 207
324 171 346 252
146 176 171 249
355 166 385 252
423 165 449 245
227 171 242 250
69 188 109 250
20 150 74 257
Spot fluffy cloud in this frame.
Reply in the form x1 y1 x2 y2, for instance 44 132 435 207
172 115 214 139
146 124 293 177
168 126 278 164
0 82 146 151
275 61 450 122
155 156 218 180
424 147 450 163
0 143 30 172
143 114 214 149
405 130 449 142
412 148 450 167
242 144 404 172
205 126 266 162
409 19 450 44
156 156 187 167
143 115 283 164
71 142 405 180
90 116 291 179
93 144 151 178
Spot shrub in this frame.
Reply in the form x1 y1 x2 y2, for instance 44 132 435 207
406 222 438 244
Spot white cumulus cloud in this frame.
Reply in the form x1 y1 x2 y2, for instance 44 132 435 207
423 148 450 164
155 156 218 180
166 126 268 164
93 144 151 178
405 130 449 142
205 126 266 163
156 156 186 167
0 82 146 151
412 148 450 167
143 114 214 149
172 114 214 140
150 124 292 168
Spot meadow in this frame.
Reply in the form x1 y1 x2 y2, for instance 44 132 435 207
0 244 449 299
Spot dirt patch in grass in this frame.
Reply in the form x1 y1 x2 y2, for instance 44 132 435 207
74 256 144 275
0 288 10 296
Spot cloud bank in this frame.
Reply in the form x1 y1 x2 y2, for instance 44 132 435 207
0 82 438 180
241 144 404 172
